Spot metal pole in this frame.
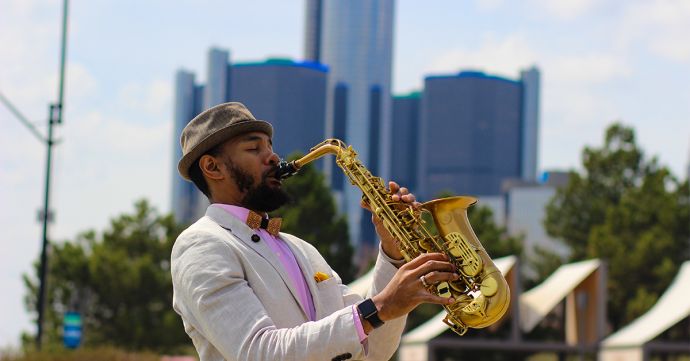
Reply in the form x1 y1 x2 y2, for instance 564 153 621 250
36 0 69 349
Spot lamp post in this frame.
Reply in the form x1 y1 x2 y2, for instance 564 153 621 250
35 0 69 349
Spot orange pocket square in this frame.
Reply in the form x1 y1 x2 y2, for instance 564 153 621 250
314 272 330 283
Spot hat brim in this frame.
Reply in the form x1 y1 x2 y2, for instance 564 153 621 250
177 120 273 181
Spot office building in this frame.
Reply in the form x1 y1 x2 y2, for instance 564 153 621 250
390 92 421 192
172 70 205 225
520 67 540 181
320 0 396 247
417 68 541 200
303 0 323 63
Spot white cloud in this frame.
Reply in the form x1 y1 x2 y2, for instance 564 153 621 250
116 80 172 118
474 0 504 12
425 33 538 79
545 53 632 84
617 0 690 62
530 0 596 20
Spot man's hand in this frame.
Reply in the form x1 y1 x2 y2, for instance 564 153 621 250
361 181 420 262
360 253 458 334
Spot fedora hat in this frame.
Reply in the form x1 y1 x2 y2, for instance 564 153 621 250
178 102 273 180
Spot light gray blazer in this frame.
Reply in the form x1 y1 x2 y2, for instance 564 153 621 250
171 205 406 361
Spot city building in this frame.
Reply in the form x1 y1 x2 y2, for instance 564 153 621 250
416 68 541 200
303 0 323 63
520 67 540 181
502 172 571 270
320 0 396 248
172 70 205 225
390 92 421 193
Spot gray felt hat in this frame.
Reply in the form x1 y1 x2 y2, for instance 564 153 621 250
177 102 273 180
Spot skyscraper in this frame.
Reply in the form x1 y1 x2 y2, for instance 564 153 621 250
172 70 205 224
390 92 421 192
417 69 540 199
520 67 540 181
303 0 323 63
204 48 231 109
320 0 396 248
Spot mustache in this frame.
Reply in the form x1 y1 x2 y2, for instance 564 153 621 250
262 165 280 180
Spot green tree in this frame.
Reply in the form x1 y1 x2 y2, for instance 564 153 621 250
23 200 190 353
544 123 690 328
273 154 355 283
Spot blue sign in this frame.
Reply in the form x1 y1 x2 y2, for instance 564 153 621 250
63 312 82 349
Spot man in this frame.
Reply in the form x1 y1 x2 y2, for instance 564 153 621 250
171 102 458 361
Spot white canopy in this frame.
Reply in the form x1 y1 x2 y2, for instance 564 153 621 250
519 258 601 332
602 260 690 348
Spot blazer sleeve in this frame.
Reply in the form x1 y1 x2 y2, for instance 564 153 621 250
337 245 407 361
172 230 364 361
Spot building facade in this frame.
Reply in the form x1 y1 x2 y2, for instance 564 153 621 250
172 70 205 225
320 0 396 247
390 92 421 192
416 69 541 200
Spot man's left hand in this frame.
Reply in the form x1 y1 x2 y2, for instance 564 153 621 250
361 181 421 262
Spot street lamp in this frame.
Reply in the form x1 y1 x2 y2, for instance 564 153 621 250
0 0 70 350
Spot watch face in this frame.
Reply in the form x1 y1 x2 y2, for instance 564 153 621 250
358 299 384 328
358 299 376 317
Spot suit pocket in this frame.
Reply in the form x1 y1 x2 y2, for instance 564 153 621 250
315 277 344 314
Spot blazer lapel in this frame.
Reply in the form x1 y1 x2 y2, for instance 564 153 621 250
205 205 309 321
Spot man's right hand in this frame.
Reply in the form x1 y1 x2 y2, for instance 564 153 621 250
363 253 459 333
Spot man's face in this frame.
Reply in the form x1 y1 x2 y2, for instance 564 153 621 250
219 132 289 212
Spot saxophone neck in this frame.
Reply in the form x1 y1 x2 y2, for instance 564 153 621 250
275 138 347 179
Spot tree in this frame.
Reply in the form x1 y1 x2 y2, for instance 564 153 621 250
544 123 690 328
23 200 190 353
272 154 356 283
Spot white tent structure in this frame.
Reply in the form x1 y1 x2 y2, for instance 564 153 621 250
599 261 690 361
398 255 519 361
520 258 606 346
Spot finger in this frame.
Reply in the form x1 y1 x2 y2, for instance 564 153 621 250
360 199 372 211
413 260 455 277
422 271 460 284
403 253 448 269
420 292 456 306
401 193 416 203
388 181 400 194
399 187 409 195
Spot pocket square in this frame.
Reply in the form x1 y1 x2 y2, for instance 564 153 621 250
314 272 330 283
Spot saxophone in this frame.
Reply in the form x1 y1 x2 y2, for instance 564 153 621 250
276 139 510 335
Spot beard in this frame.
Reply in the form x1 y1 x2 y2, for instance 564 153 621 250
224 158 290 212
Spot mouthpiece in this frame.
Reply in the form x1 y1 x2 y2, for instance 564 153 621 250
276 160 299 179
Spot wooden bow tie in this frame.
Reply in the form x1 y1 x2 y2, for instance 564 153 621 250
246 211 282 236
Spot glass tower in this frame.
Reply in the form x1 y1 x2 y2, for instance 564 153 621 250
320 0 396 248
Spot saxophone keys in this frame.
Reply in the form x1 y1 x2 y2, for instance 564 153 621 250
436 281 452 298
480 276 499 297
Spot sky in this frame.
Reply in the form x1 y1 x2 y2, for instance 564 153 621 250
2 0 690 348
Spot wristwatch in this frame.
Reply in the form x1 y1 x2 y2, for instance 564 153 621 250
357 298 384 328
